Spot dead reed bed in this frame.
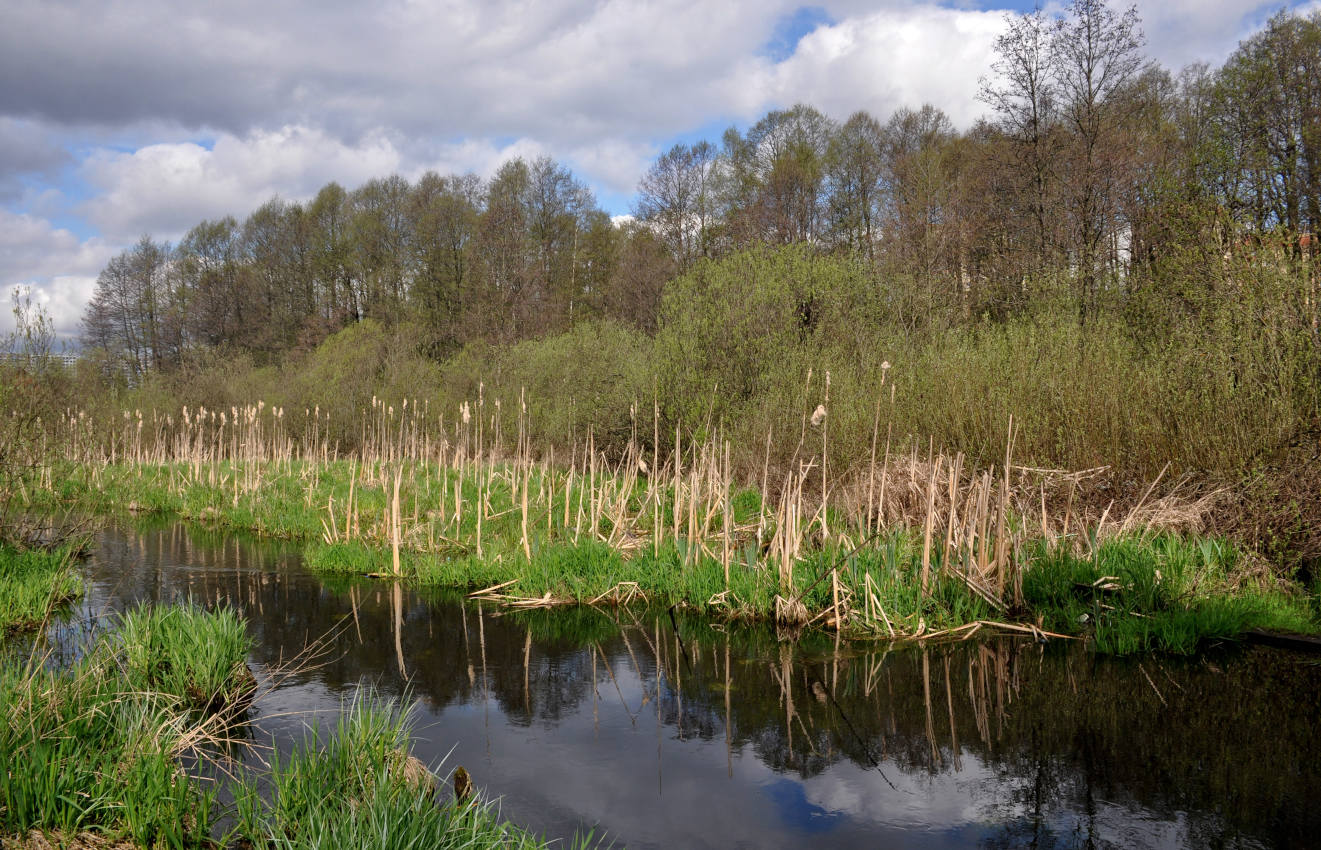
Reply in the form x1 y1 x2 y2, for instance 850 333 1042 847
39 385 1226 641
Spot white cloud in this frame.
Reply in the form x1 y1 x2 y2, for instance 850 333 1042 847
0 210 115 338
1136 0 1285 69
739 5 1006 127
564 139 657 198
78 126 405 242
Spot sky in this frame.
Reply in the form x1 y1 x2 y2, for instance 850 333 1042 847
0 0 1312 341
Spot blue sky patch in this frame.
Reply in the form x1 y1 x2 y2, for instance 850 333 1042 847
761 6 835 63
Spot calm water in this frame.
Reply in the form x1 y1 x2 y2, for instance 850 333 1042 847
29 520 1321 849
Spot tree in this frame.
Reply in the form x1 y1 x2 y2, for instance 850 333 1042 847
1052 0 1148 322
979 5 1062 276
824 111 887 260
882 105 963 328
306 182 357 325
476 159 534 342
1213 11 1321 235
721 104 836 245
350 175 413 319
635 141 718 270
526 156 596 331
81 235 176 378
176 216 240 348
408 171 481 356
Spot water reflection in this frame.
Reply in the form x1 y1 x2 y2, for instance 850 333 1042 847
33 520 1321 849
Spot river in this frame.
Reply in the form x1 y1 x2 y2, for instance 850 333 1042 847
29 520 1321 849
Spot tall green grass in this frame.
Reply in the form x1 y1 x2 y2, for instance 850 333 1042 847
110 602 256 712
0 650 220 847
0 544 81 633
229 693 601 850
1023 534 1317 654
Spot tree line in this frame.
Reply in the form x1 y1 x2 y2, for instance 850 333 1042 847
82 1 1321 380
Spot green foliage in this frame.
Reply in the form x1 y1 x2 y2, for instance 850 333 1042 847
110 602 255 712
499 319 654 448
0 544 81 633
1023 534 1318 654
229 693 598 850
655 244 880 429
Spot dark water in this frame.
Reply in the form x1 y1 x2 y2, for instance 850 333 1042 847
29 521 1321 849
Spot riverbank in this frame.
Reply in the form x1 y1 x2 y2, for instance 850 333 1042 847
31 456 1320 654
0 591 594 849
0 543 81 633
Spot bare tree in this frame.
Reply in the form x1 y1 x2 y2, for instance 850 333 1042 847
979 5 1062 276
1052 0 1148 322
635 141 717 270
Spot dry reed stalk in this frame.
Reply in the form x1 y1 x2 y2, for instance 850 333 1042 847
976 472 991 577
993 417 1015 596
758 427 772 548
687 463 698 566
475 473 484 557
943 453 963 566
830 568 840 629
877 420 893 529
866 390 881 537
820 371 830 541
1118 462 1169 536
672 426 682 549
587 429 597 538
520 458 531 561
920 454 941 596
722 440 732 589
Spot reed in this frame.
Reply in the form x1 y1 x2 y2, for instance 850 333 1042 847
24 387 1306 649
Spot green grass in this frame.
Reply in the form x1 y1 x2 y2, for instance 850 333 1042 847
0 543 82 633
2 601 586 849
0 644 222 847
110 602 256 713
229 693 602 850
1023 533 1319 654
0 602 253 846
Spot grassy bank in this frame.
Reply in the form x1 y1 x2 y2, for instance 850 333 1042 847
1023 535 1317 654
0 604 253 846
32 449 1320 654
229 696 598 850
0 544 81 633
1 596 592 849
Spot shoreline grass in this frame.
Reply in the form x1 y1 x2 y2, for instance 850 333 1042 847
0 608 243 846
31 451 1320 654
1024 535 1317 655
0 543 82 634
110 602 257 715
1 597 589 849
229 694 600 850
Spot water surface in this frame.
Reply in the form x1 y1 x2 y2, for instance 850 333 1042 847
34 521 1321 849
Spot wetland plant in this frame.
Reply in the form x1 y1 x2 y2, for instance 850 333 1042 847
229 693 601 850
0 543 81 634
111 601 257 713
